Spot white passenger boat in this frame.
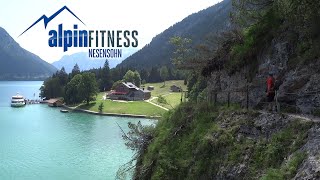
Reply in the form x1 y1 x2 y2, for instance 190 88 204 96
11 93 26 107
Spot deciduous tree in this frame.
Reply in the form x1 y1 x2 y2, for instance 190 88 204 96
160 66 169 86
78 72 99 105
65 74 83 104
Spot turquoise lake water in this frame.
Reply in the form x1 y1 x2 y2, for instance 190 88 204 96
0 81 153 180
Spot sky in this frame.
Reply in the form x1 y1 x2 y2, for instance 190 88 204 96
0 0 221 63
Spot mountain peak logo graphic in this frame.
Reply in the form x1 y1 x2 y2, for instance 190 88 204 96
19 6 85 37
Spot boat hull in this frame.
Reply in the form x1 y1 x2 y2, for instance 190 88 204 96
60 109 69 113
11 103 26 107
11 93 26 107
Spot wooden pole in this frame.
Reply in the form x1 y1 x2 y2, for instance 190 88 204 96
180 86 183 103
184 91 187 102
214 92 217 106
275 90 280 113
227 92 230 107
246 85 249 110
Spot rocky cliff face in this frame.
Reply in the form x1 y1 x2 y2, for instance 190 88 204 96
215 111 320 179
294 124 320 179
206 32 320 114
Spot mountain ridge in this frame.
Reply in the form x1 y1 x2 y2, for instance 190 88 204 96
52 48 138 73
0 27 57 80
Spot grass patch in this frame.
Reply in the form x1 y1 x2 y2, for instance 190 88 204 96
145 80 186 110
73 82 186 116
96 92 105 100
141 102 219 179
151 93 183 109
281 105 299 114
248 120 312 177
261 151 307 180
144 80 187 97
157 95 168 104
165 93 183 107
79 99 166 116
313 108 320 117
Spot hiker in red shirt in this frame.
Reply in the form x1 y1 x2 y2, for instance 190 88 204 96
266 73 275 111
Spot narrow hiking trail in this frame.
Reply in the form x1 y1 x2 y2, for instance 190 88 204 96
145 96 169 111
258 110 320 123
145 93 175 111
285 113 320 122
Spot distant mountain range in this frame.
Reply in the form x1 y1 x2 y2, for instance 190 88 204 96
52 48 138 73
117 0 231 69
0 27 57 80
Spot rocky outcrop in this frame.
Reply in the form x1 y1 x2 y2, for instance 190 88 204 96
214 111 316 179
294 124 320 179
278 61 320 114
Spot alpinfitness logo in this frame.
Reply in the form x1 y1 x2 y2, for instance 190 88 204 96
19 6 138 58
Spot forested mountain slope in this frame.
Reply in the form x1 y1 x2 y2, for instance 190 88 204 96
117 0 232 69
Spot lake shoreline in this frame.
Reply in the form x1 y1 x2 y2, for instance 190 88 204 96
0 80 155 179
62 104 161 119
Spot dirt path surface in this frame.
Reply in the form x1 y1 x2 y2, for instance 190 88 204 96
258 110 320 122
